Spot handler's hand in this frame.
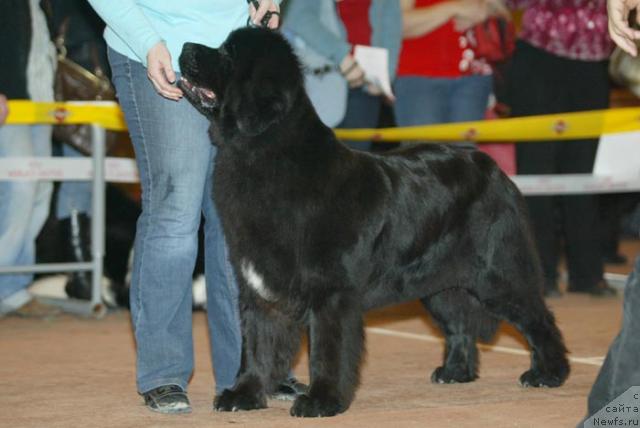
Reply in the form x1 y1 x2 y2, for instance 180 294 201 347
608 0 640 56
340 54 366 88
485 0 510 20
249 0 280 29
0 94 8 125
147 41 183 100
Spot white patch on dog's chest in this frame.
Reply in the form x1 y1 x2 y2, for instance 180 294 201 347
241 260 275 301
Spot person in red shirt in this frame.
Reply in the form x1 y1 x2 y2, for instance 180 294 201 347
394 0 507 146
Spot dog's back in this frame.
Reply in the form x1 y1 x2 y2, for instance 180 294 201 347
316 144 542 311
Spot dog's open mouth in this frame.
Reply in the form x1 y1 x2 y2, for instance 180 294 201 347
179 77 217 108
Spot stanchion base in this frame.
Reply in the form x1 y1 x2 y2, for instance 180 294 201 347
35 296 107 319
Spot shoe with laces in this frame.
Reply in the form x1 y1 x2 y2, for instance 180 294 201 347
143 385 191 414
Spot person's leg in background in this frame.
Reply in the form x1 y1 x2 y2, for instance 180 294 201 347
559 58 614 296
449 75 493 122
0 124 53 316
508 41 565 297
600 193 625 264
336 87 383 151
56 143 93 299
516 143 562 295
559 138 607 295
448 74 492 149
394 76 449 129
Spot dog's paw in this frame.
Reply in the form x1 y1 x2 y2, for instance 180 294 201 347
214 388 267 412
518 369 566 388
430 366 477 384
290 394 344 418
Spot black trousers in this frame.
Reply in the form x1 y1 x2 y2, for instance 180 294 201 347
507 41 610 292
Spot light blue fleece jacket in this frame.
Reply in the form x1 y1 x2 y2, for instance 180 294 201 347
282 0 402 80
87 0 280 70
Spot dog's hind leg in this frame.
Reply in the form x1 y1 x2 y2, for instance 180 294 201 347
479 286 570 388
290 290 364 418
214 304 301 412
421 288 498 384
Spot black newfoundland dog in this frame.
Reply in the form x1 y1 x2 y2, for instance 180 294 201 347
178 27 570 418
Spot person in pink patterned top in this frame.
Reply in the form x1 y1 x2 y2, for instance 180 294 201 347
506 0 617 298
511 0 614 61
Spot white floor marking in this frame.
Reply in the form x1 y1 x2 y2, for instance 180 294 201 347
366 327 604 367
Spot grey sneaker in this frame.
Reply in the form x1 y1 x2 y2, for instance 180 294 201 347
143 385 191 414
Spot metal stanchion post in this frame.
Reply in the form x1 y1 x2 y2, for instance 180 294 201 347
35 124 107 318
89 124 107 317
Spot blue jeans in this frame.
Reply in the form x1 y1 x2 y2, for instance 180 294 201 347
393 75 492 145
108 48 241 394
0 125 53 301
56 144 92 219
336 88 383 151
585 255 640 419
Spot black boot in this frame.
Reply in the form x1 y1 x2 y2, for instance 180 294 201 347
59 210 93 300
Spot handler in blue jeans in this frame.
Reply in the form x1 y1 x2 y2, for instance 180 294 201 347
582 0 640 421
585 256 640 419
87 0 303 414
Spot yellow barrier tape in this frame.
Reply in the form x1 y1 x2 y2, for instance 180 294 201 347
334 107 640 142
5 100 127 131
6 101 640 142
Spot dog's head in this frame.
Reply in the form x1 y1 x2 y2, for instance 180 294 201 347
178 27 303 137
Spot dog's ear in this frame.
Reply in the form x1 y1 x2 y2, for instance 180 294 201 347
226 75 294 137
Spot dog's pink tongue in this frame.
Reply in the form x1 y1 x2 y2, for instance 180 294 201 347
202 89 215 99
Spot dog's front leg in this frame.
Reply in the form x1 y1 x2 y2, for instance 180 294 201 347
215 303 300 412
290 291 364 417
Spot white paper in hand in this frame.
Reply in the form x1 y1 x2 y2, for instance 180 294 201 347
353 45 394 101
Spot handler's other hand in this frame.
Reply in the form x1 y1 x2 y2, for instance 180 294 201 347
608 0 640 56
340 54 366 88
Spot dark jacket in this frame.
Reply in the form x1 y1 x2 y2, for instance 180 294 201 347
0 0 32 99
